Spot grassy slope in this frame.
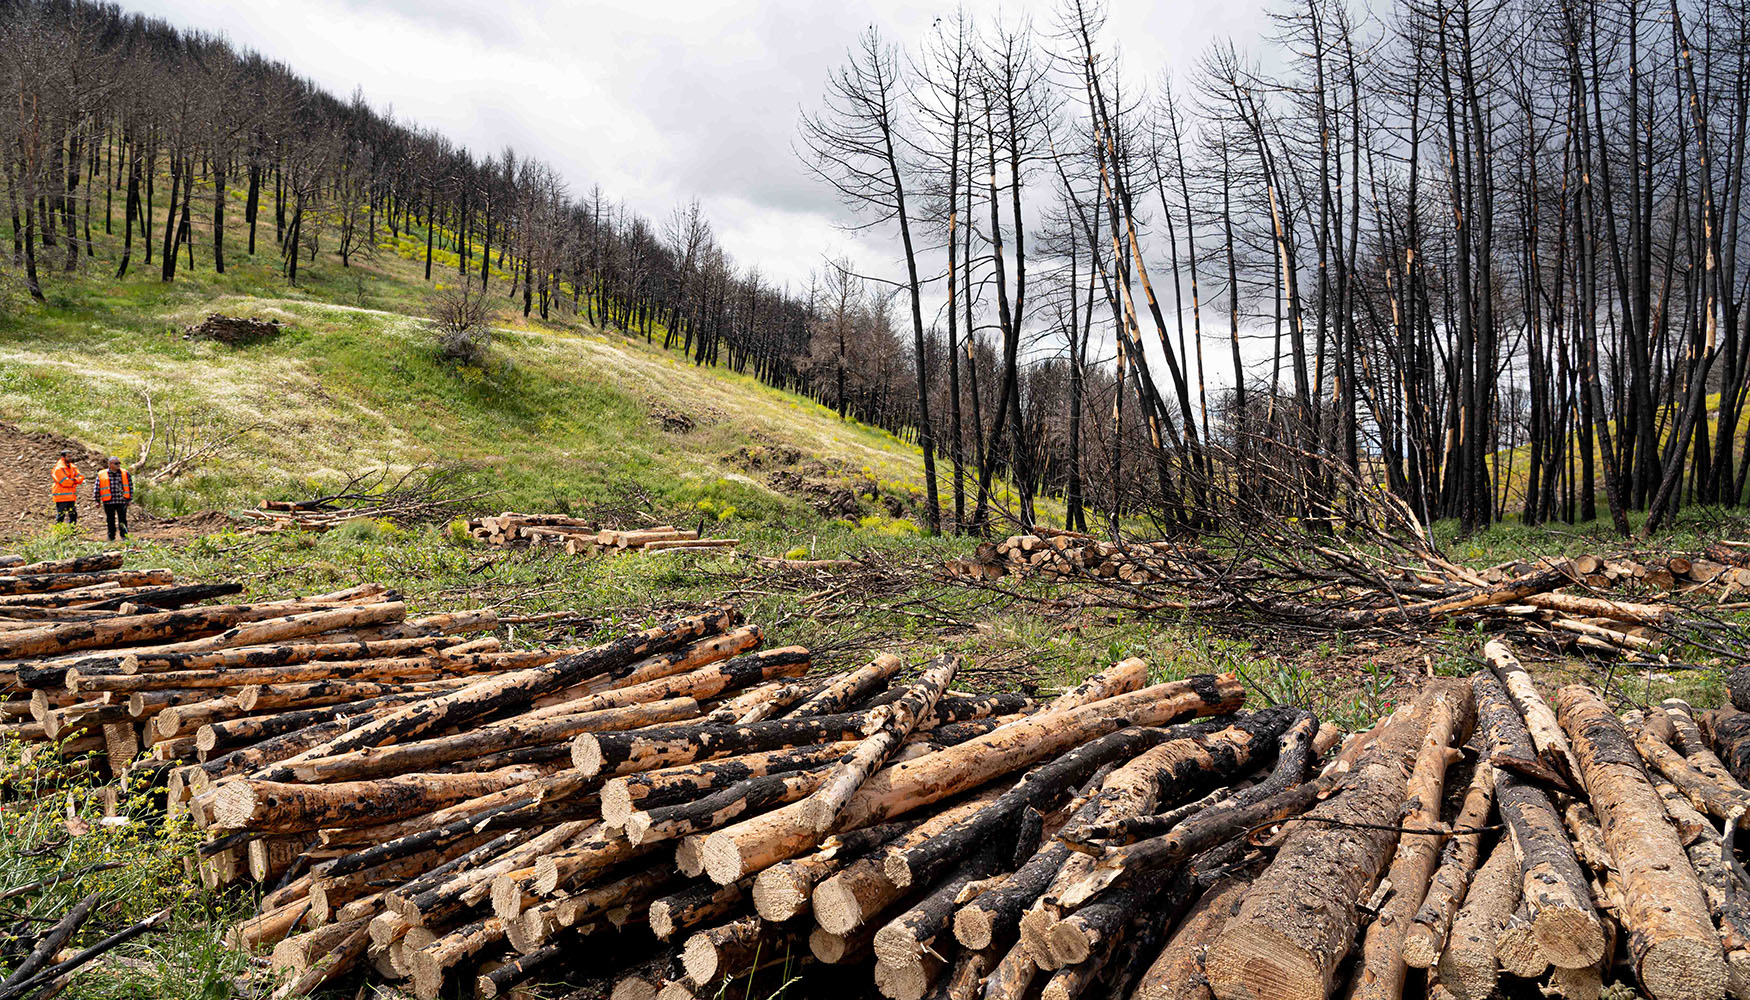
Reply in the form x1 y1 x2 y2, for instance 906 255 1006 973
0 222 943 544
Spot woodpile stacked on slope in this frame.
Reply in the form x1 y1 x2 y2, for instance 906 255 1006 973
948 529 1200 583
0 550 256 785
2 565 495 795
467 513 738 556
186 621 1750 1000
182 620 1272 999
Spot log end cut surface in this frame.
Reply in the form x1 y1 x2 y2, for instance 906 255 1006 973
1641 936 1730 1000
1206 923 1324 1000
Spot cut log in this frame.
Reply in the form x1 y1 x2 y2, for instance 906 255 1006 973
1345 684 1474 1000
1473 670 1605 969
980 941 1037 1000
789 653 902 716
1433 830 1519 1000
813 791 1004 937
1204 681 1457 1000
803 655 959 833
1556 684 1727 1000
680 916 780 988
873 952 944 1000
575 714 873 778
211 766 551 832
1630 710 1750 822
602 743 857 827
1662 699 1747 797
512 865 675 953
626 768 826 846
751 821 912 922
1045 658 1149 711
650 880 749 942
1130 873 1254 1000
1484 638 1580 783
1401 760 1495 968
872 843 1002 969
271 919 369 999
1653 779 1750 1000
409 916 506 1000
1713 710 1750 787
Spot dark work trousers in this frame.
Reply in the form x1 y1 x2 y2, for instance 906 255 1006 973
55 501 78 523
103 502 128 540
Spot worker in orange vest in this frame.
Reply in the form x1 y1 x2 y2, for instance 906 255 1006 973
52 450 85 524
93 457 132 540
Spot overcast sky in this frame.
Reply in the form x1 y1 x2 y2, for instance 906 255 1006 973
122 0 1276 305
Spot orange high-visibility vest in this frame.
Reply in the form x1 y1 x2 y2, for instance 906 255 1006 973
96 469 131 504
52 460 84 502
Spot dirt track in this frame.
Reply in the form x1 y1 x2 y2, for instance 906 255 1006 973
0 420 212 543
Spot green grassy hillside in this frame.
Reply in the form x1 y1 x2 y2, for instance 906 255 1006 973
0 213 945 555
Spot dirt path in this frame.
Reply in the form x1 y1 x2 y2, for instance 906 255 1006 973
0 420 217 543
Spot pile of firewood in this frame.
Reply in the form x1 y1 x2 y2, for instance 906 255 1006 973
0 550 247 785
947 529 1200 583
468 513 738 556
1482 543 1750 597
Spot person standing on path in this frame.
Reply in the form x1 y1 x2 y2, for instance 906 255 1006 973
93 457 132 540
51 450 84 524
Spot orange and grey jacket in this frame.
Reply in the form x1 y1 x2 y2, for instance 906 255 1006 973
94 468 132 504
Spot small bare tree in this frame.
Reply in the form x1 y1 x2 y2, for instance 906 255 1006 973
428 282 495 365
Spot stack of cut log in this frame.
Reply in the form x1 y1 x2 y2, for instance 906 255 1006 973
200 627 1750 1000
466 513 599 552
3 571 501 793
468 513 738 557
0 550 258 784
192 624 1273 999
948 530 1202 583
1480 544 1750 596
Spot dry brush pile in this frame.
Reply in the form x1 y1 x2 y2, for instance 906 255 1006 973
951 518 1750 666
